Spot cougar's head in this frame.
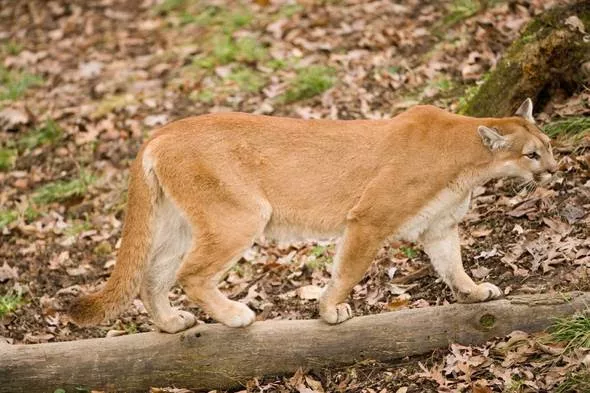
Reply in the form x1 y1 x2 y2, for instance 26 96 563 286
477 98 558 184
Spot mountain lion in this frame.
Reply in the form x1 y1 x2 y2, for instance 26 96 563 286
68 99 557 333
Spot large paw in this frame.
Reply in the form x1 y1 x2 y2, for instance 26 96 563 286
320 303 353 324
157 310 197 334
215 301 256 328
456 282 503 303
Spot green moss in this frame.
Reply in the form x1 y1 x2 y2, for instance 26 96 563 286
479 313 496 329
282 66 336 103
33 171 95 205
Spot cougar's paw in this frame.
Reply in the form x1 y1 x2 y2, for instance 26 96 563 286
456 283 503 303
217 301 256 328
320 303 353 324
157 310 197 334
476 282 503 301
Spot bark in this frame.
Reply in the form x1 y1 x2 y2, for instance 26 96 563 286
461 1 590 117
1 292 589 393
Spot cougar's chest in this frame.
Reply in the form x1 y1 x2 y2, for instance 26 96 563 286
395 188 471 243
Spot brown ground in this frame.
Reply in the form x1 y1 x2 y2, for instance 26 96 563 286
0 0 589 392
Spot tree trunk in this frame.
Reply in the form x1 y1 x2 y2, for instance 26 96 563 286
461 1 590 117
0 292 588 393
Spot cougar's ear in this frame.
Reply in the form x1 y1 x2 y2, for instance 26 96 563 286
515 98 535 124
478 126 507 151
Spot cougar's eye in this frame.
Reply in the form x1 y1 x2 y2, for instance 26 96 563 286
525 152 539 160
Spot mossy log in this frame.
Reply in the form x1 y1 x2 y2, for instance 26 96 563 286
1 292 589 393
461 1 590 117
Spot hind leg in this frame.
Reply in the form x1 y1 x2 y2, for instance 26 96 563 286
177 211 267 328
140 197 196 333
141 252 196 334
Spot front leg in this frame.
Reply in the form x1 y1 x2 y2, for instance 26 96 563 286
320 223 386 324
422 225 502 303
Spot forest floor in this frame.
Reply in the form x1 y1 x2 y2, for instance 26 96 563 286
1 0 589 392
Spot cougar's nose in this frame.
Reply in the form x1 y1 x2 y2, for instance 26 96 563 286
548 162 558 174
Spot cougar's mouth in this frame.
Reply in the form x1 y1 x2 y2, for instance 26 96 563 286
534 172 553 186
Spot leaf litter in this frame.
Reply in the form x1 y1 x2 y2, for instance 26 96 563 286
0 0 589 391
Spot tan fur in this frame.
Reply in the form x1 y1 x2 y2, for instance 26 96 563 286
68 100 557 333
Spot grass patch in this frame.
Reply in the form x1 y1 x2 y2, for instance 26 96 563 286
65 219 93 237
18 119 63 150
227 67 266 93
400 246 418 259
154 0 187 13
0 209 18 229
549 311 590 351
556 370 590 393
194 35 268 69
0 65 43 101
33 171 95 205
282 66 336 103
544 117 590 138
0 148 17 171
1 40 23 56
93 94 136 118
190 89 215 103
0 294 23 318
442 0 480 28
306 244 333 270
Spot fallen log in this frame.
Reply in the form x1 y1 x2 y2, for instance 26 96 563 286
1 292 588 393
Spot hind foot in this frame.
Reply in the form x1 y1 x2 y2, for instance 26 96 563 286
213 301 256 328
320 302 353 324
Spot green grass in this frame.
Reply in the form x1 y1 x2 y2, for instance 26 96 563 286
306 244 333 269
0 148 17 171
93 94 136 118
0 210 18 229
0 65 43 101
161 2 253 33
555 371 590 393
65 220 93 237
549 312 590 352
154 0 187 13
32 171 95 205
18 119 63 150
1 40 23 56
194 35 268 69
443 0 480 27
544 117 590 138
189 89 215 103
228 67 266 93
401 246 418 259
0 294 23 318
282 66 336 103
